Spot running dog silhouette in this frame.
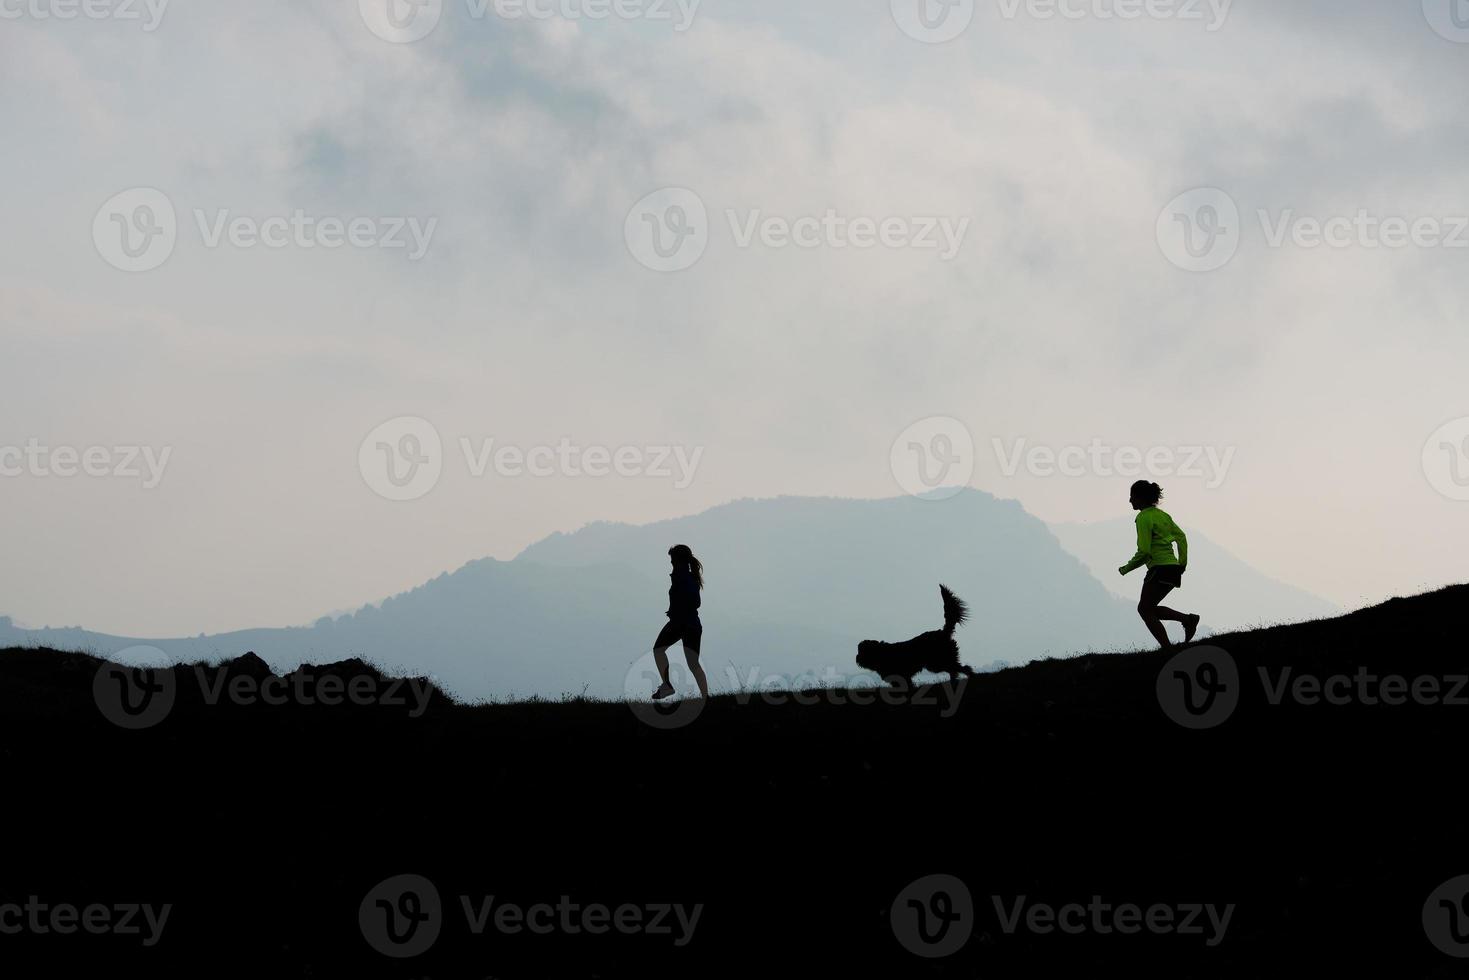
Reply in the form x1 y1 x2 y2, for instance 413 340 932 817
855 585 975 685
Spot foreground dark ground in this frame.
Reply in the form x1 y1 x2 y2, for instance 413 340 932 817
3 587 1469 978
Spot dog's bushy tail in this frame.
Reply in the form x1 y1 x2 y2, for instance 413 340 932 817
940 585 968 637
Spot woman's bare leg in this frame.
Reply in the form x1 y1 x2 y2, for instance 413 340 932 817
684 647 709 699
652 646 675 698
1138 581 1177 649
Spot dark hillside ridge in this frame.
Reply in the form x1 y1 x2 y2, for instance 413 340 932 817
2 585 1466 977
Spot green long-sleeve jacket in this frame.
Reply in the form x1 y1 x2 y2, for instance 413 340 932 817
1120 507 1187 574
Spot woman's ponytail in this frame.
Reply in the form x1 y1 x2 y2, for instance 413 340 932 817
668 544 704 590
1130 480 1164 506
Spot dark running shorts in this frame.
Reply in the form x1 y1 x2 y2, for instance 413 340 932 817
1145 565 1184 589
655 617 703 654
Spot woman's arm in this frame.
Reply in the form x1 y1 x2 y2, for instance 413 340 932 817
1119 512 1151 575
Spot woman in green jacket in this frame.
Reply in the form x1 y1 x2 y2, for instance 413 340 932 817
1118 481 1201 649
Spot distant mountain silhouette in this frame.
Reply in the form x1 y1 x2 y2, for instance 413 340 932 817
0 492 1330 701
1048 517 1340 632
0 560 658 702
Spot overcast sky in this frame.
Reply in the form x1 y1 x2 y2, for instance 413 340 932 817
1 0 1466 636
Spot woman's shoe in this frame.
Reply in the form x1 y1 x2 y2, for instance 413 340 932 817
651 683 676 701
1183 614 1201 643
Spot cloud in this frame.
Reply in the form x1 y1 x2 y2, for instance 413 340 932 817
0 1 1466 633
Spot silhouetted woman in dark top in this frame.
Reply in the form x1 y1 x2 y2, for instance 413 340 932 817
652 544 708 700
